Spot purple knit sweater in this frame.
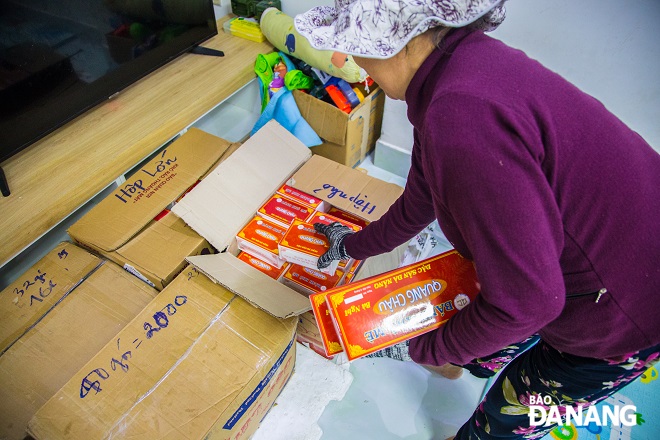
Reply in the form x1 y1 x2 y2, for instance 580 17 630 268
343 28 660 365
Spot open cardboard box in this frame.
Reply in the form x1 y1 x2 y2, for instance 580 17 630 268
1 243 158 440
172 120 404 319
68 128 238 290
293 86 385 168
28 266 297 440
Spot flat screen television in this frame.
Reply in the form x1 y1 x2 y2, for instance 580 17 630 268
0 0 220 196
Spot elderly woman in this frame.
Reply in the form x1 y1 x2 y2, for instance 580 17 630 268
295 1 660 438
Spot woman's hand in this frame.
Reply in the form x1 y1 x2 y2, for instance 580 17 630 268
314 222 354 269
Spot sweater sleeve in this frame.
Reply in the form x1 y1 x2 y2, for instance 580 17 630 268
343 134 437 260
408 94 567 366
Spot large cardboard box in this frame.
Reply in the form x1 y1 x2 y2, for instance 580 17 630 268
68 128 236 290
171 120 404 319
0 252 158 440
28 266 298 440
0 242 102 355
294 87 385 168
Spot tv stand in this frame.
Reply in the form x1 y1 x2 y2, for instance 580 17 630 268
0 15 272 268
0 167 8 197
190 46 225 57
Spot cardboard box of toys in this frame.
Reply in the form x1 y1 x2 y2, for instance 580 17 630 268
28 266 298 440
294 86 385 168
171 120 404 320
0 242 158 440
68 128 238 290
322 250 480 361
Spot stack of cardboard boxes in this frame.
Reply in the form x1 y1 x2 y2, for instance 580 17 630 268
0 120 406 439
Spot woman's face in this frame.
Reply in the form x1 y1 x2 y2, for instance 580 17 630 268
353 55 408 101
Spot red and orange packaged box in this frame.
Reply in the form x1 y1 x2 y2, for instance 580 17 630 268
322 250 479 361
276 184 329 212
257 193 315 228
310 291 345 357
237 251 290 280
235 216 287 268
281 264 344 296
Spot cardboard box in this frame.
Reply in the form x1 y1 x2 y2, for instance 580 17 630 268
68 128 236 290
257 193 315 228
293 86 385 168
295 310 333 359
325 250 480 361
276 184 329 212
280 264 344 296
171 120 404 319
0 242 102 355
236 216 288 268
1 257 158 440
28 267 298 440
237 251 289 280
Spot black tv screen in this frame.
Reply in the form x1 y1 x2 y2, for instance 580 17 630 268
0 0 218 180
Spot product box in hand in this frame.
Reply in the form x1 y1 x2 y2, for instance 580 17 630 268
172 120 404 319
68 128 236 290
1 250 157 440
236 216 288 268
257 193 315 228
28 266 297 440
276 184 329 212
324 250 479 361
280 264 344 296
237 251 290 280
309 291 344 357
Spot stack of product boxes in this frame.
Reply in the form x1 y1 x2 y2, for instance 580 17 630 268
234 183 368 357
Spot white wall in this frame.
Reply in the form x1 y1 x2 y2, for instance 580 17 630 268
282 0 660 153
490 0 660 151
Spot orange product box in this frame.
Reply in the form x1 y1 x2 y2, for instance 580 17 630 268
307 211 362 231
326 206 370 229
309 291 344 357
237 251 290 280
277 184 329 212
325 250 479 361
236 216 287 268
257 193 315 228
341 259 363 281
281 264 344 296
278 220 337 274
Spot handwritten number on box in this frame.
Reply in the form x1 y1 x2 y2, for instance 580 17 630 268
79 295 188 398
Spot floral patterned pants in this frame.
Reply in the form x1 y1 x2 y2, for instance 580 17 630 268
456 338 660 439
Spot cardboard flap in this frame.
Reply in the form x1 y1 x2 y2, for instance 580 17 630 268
187 253 311 318
288 155 404 222
172 121 313 252
68 128 232 252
